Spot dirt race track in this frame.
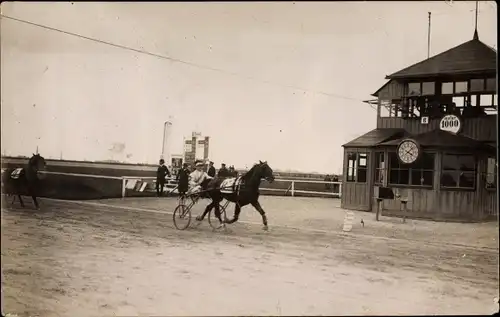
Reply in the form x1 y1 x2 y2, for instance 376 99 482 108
1 195 499 316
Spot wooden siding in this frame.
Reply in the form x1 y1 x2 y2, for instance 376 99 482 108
483 191 498 218
377 116 497 142
374 189 496 221
367 153 497 221
341 140 497 221
342 183 371 211
376 80 405 100
340 148 373 211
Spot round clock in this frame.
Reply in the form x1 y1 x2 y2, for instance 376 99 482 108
397 139 421 164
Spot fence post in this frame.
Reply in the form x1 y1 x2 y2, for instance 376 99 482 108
291 181 295 197
338 182 342 198
121 177 127 199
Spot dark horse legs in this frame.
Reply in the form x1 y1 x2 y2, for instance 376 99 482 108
31 195 39 209
16 194 25 207
251 200 268 230
27 183 39 209
196 200 223 224
11 182 39 209
12 182 26 208
225 203 241 224
226 201 268 230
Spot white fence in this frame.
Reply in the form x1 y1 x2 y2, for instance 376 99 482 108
122 175 342 199
3 170 342 199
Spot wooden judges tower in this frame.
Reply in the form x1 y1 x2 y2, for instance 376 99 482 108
341 29 497 221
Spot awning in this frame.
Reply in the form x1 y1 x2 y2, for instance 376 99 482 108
378 129 496 153
342 128 408 148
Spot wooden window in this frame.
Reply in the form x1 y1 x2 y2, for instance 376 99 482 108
486 78 497 91
455 81 468 93
358 153 368 182
408 82 421 96
470 78 485 92
380 104 391 117
440 154 476 190
469 94 479 106
346 152 368 183
442 82 454 94
374 152 385 185
346 153 357 182
479 94 492 107
388 152 434 187
484 157 497 190
422 82 435 95
452 96 465 107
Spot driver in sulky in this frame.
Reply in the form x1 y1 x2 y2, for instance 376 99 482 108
187 161 213 196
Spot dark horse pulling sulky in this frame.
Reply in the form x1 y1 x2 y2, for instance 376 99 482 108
2 153 47 209
196 160 275 230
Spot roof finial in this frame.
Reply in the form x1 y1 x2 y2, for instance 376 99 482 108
473 1 479 40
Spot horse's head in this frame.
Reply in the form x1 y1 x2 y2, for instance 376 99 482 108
257 160 275 183
28 153 47 173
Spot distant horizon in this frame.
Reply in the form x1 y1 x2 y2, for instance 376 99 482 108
0 154 341 175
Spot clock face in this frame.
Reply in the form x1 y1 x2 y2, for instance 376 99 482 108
397 140 420 164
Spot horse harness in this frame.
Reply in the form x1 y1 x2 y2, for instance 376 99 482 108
10 168 23 180
220 176 243 195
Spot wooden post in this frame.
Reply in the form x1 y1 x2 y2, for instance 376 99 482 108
376 198 383 221
291 181 295 197
427 12 431 59
338 182 342 198
121 178 127 199
402 200 408 223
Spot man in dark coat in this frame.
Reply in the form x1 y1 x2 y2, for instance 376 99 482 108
176 162 190 196
324 174 331 190
217 163 229 178
229 166 238 177
207 161 216 177
156 158 171 197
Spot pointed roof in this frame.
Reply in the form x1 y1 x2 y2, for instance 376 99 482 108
386 36 497 80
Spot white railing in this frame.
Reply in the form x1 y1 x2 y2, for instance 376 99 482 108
120 176 342 199
259 178 342 198
11 171 342 199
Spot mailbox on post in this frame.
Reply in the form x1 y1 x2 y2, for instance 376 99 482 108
374 186 410 222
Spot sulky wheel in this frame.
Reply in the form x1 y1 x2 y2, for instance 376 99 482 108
208 203 228 230
173 204 192 230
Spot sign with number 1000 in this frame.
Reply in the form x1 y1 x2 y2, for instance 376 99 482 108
439 114 462 134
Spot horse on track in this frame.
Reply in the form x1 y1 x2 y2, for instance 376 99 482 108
196 160 275 230
2 153 47 209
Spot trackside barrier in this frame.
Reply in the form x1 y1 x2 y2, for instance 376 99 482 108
34 171 342 199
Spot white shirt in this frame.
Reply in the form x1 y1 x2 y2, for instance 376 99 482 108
189 169 212 187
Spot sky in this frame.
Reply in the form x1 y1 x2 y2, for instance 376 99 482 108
0 1 497 174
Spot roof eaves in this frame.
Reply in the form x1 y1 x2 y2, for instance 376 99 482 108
386 68 497 80
371 80 391 97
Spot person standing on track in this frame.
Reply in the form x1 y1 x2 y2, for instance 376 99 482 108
156 158 171 197
176 163 190 196
207 161 216 178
